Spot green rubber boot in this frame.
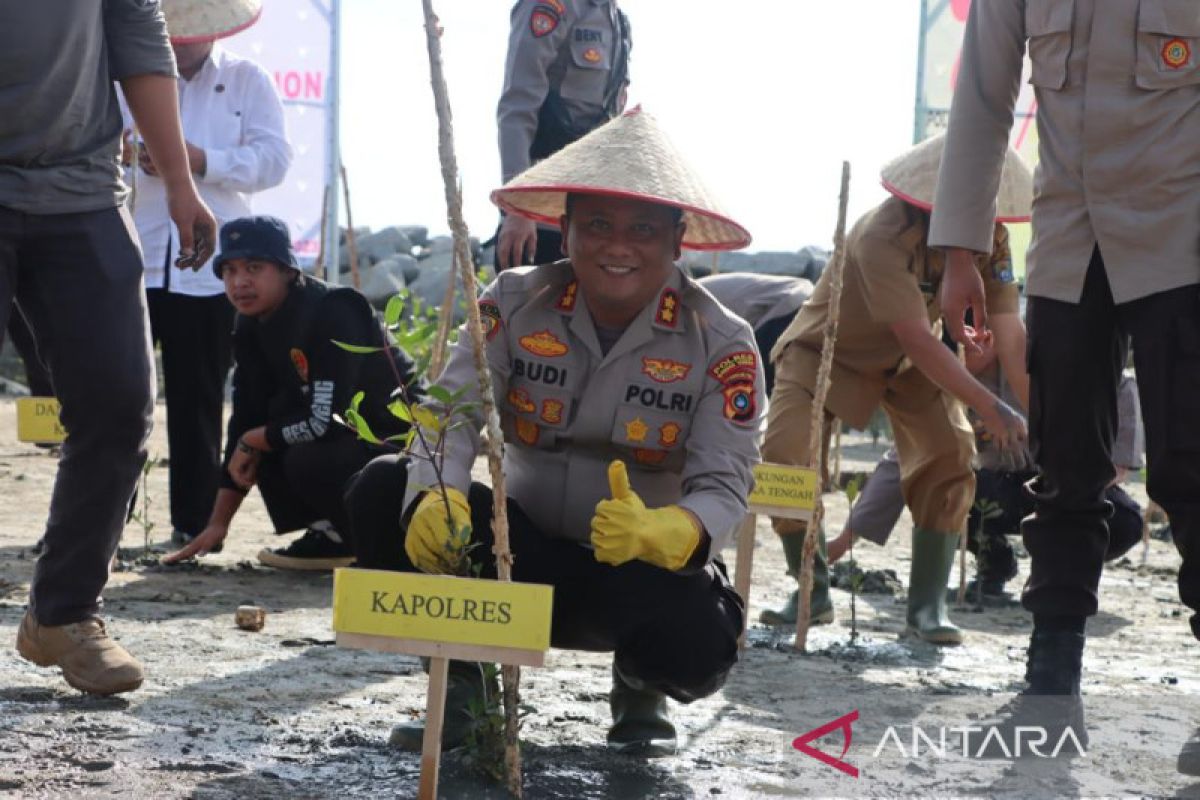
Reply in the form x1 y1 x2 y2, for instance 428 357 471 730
607 664 677 757
388 660 497 751
905 528 963 645
759 528 834 626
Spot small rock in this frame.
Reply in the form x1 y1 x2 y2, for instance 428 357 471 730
235 605 266 632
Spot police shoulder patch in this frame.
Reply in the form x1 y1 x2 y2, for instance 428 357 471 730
289 348 309 382
480 300 502 342
721 381 757 426
708 350 757 384
530 6 560 38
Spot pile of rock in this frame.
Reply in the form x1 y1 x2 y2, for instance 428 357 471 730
678 245 829 282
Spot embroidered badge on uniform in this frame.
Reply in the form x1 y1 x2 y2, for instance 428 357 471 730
543 0 566 13
655 289 680 328
541 399 564 424
634 449 668 466
1163 37 1191 69
659 422 682 448
508 387 536 414
708 350 757 384
516 418 540 446
520 329 569 357
583 47 603 63
555 280 578 312
480 300 502 342
993 257 1015 285
641 357 692 383
289 348 309 382
721 381 757 425
625 416 649 443
530 7 559 38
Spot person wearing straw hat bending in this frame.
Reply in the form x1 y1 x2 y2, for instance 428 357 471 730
495 0 631 271
346 108 759 757
758 134 1032 643
123 0 292 555
9 0 217 696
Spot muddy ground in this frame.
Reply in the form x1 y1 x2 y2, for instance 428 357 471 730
1 396 1199 799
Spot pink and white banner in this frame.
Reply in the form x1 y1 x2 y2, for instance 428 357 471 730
227 0 331 264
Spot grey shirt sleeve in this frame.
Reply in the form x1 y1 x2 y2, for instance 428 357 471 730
104 0 176 80
846 448 906 547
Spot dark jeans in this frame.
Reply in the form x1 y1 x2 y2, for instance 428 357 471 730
5 308 53 396
0 205 154 626
255 432 380 539
1023 249 1200 635
345 454 745 703
148 290 235 536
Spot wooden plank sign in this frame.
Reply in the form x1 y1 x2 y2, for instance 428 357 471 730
748 462 818 519
332 568 554 665
16 397 66 444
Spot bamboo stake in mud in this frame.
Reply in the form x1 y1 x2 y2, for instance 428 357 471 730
340 161 362 290
795 161 851 652
421 4 522 796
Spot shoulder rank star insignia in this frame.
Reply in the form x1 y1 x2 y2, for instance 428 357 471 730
625 416 649 443
289 348 309 382
530 7 559 38
519 329 569 357
642 357 692 383
555 280 578 312
655 289 680 328
1163 37 1191 69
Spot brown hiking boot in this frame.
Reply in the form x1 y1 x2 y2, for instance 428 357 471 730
16 611 144 696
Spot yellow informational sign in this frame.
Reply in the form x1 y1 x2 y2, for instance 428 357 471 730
16 397 66 444
749 462 817 512
332 568 553 653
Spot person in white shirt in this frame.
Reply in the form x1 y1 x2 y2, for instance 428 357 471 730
125 0 292 547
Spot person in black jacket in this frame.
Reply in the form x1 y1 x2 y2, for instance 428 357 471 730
163 216 421 570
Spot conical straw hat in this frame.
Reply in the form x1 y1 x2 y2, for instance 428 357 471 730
163 0 263 43
880 133 1033 223
491 108 752 251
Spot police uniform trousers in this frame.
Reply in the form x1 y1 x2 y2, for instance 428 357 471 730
1023 249 1200 635
6 307 53 396
345 454 745 704
0 205 154 626
147 287 235 537
764 342 976 537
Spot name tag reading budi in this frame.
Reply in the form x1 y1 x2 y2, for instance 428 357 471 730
333 569 553 653
16 397 66 444
749 462 818 512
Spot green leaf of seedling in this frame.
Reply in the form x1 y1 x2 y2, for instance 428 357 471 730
427 385 454 405
332 340 384 355
845 475 863 506
387 399 413 422
384 295 405 327
344 404 382 445
412 407 443 433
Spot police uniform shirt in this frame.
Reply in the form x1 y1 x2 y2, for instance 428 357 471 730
222 279 420 492
407 261 764 559
698 273 813 332
498 0 629 182
930 0 1200 304
772 196 1019 428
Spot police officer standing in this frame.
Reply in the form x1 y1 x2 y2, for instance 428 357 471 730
931 0 1200 759
347 109 758 757
495 0 631 270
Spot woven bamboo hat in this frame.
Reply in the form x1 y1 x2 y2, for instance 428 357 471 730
491 108 752 251
880 133 1033 223
163 0 263 43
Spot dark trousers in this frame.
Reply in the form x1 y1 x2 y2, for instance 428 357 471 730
1023 249 1200 635
492 221 563 272
0 205 154 626
147 289 235 536
345 454 745 703
5 308 53 396
256 432 379 539
754 311 798 397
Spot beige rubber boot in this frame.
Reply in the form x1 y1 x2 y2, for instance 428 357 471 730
16 611 144 695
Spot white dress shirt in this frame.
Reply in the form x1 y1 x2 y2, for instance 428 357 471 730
126 45 292 296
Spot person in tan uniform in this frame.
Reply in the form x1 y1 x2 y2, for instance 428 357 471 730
760 135 1031 643
930 0 1200 761
346 109 759 757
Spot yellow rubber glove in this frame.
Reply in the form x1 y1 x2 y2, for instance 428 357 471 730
405 487 473 574
590 460 702 571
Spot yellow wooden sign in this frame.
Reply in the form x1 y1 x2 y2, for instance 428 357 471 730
749 462 818 511
332 568 553 653
16 397 66 444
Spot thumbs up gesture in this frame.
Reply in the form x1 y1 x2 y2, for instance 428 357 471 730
590 460 703 571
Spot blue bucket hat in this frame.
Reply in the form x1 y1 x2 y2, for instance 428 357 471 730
213 215 299 278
